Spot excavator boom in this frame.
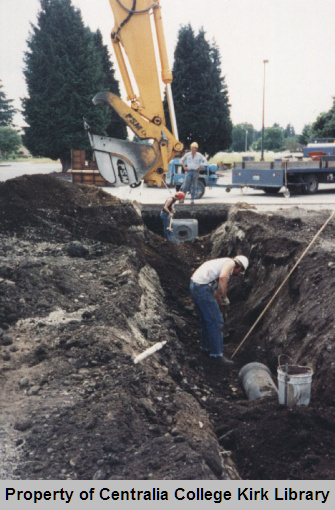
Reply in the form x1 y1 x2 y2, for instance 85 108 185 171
87 0 183 187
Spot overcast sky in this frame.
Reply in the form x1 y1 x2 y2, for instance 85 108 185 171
1 0 335 134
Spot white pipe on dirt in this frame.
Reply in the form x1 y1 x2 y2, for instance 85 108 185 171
134 341 167 364
232 209 335 358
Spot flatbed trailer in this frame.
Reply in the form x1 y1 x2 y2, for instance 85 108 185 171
167 156 335 199
231 158 335 195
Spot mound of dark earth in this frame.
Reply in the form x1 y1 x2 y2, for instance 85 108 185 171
0 174 334 480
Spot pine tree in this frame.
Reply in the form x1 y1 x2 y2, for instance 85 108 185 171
203 37 232 155
283 123 296 138
0 83 16 127
22 0 115 171
168 25 232 156
93 30 127 139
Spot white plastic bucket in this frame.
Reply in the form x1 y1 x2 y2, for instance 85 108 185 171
277 364 313 407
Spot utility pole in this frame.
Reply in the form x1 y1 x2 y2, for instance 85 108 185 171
260 59 269 161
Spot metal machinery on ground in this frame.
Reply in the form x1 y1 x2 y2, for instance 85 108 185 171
166 157 222 199
86 0 183 188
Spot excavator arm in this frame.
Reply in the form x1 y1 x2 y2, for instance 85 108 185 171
87 0 183 187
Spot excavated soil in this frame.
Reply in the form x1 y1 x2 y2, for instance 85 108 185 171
0 174 334 480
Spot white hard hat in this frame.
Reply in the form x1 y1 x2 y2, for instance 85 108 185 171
234 255 249 273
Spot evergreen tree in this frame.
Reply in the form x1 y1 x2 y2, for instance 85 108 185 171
283 123 296 138
22 0 114 171
93 30 127 139
168 25 232 156
164 24 195 135
0 83 16 127
282 123 300 151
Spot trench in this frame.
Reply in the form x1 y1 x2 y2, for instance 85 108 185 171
141 204 230 237
1 174 334 480
142 204 335 480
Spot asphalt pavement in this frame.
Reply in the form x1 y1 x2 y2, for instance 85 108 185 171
0 160 62 181
1 160 335 212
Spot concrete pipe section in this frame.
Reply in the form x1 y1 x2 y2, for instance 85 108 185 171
171 219 198 243
239 362 278 401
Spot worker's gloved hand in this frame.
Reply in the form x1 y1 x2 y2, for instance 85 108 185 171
222 297 230 306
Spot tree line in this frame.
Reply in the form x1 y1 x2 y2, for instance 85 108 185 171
1 0 335 164
231 122 302 153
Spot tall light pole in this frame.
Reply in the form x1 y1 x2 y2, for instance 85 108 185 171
260 59 269 161
245 129 248 151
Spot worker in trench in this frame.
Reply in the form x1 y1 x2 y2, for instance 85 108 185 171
190 255 249 367
160 191 185 240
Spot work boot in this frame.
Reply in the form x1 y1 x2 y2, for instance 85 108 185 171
210 356 234 367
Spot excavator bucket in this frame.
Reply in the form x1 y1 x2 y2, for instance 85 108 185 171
87 2 183 188
84 121 158 187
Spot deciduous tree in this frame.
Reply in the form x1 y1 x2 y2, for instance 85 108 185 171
252 126 285 151
312 98 335 140
0 127 21 158
298 124 313 145
231 123 255 151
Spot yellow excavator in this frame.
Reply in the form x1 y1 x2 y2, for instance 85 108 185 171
85 0 183 187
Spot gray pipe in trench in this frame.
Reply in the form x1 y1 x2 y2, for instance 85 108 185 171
239 362 278 400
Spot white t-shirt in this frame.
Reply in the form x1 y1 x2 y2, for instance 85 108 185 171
191 258 233 285
181 151 207 170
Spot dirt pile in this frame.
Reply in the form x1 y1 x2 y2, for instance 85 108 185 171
0 174 334 480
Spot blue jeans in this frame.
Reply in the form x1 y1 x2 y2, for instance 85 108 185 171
160 211 173 240
190 281 224 357
182 170 199 200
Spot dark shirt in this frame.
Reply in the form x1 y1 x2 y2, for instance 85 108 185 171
162 197 177 214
